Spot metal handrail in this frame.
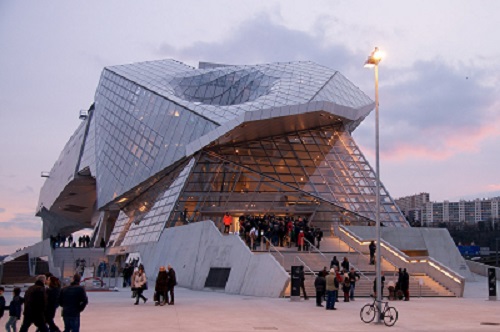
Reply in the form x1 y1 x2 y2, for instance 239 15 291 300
262 235 285 267
303 238 329 262
328 231 371 281
338 225 465 296
294 256 317 276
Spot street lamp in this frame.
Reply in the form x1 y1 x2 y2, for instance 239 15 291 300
365 47 383 323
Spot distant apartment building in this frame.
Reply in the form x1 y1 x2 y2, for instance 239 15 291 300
395 193 500 225
394 193 430 223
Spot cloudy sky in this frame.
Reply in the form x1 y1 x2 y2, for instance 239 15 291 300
1 0 499 254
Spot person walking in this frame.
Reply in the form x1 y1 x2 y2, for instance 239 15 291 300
45 276 62 332
166 265 177 305
59 274 88 332
133 266 148 305
5 287 24 332
154 266 169 306
19 275 48 332
314 272 326 307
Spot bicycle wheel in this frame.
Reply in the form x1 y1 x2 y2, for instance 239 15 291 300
360 304 376 323
383 306 398 327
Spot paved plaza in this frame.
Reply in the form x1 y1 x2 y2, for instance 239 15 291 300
5 274 495 332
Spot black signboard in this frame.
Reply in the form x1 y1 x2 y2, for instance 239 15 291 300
291 265 303 298
488 268 496 298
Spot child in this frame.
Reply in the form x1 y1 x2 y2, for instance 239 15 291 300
5 287 24 332
0 286 5 319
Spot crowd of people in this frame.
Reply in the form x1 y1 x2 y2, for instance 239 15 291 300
50 234 91 249
313 265 360 310
311 255 411 310
223 213 324 251
0 273 88 332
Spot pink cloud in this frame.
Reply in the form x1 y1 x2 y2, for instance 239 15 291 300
380 115 500 162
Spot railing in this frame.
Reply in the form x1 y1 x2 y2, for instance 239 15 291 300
262 235 285 267
337 225 465 297
303 236 371 282
294 256 317 276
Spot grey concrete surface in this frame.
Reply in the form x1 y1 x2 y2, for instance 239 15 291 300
109 220 289 297
6 274 496 332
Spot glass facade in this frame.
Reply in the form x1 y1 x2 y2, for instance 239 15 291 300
93 69 217 207
38 58 409 246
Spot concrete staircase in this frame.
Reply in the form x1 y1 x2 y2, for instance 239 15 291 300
255 235 456 298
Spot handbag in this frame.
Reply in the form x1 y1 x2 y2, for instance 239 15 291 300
143 282 148 290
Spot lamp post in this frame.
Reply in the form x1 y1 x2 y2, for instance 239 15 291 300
365 47 383 323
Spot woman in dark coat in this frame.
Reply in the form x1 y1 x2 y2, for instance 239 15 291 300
154 266 169 306
45 276 61 332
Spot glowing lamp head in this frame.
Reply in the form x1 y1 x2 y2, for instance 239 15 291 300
364 47 383 67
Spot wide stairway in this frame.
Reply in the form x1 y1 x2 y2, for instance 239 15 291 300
254 235 455 298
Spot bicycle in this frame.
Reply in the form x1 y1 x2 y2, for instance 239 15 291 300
360 299 398 327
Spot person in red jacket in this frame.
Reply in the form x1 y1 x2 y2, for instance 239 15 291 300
297 230 305 251
223 212 232 234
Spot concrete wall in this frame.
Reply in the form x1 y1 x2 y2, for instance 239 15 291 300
110 220 289 297
467 260 500 280
8 239 60 278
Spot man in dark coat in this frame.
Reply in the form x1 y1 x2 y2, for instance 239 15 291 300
154 266 169 306
314 272 326 307
369 241 376 265
19 275 48 332
166 265 177 305
59 274 88 332
402 268 410 301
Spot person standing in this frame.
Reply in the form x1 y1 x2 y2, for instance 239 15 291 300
0 286 5 321
5 287 24 332
166 265 177 305
154 266 169 306
402 268 410 301
223 212 232 234
342 271 350 302
315 228 323 249
341 257 350 273
369 241 376 265
330 256 339 270
133 266 148 305
298 266 308 300
59 274 88 332
314 272 326 307
297 230 305 252
348 267 360 301
45 276 62 332
19 275 48 332
325 268 338 310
